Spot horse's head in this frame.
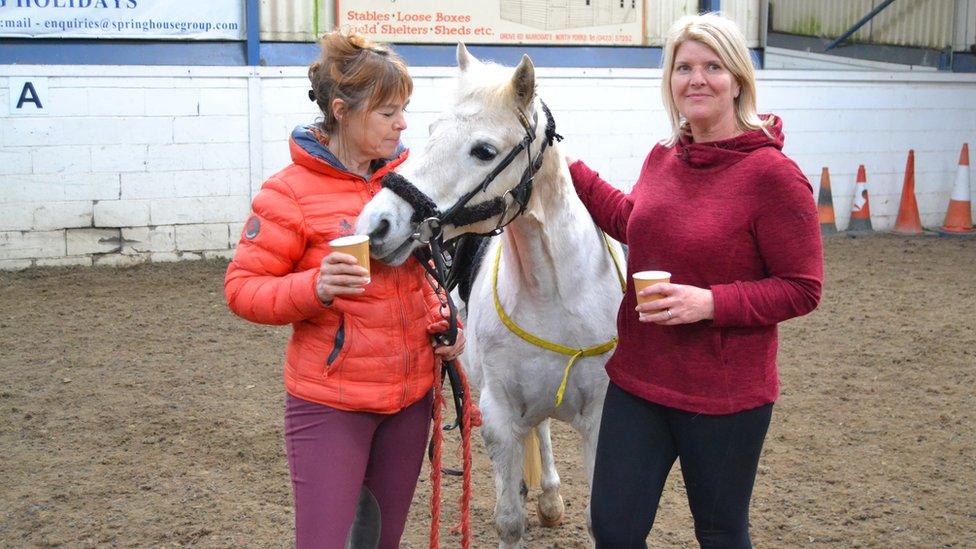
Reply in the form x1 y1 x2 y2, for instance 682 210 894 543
358 44 549 266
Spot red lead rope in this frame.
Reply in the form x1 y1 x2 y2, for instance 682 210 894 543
429 359 481 549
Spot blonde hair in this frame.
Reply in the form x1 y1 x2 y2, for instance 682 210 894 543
661 12 771 145
307 30 412 135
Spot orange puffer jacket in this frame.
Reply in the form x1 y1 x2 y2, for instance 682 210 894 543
225 125 443 414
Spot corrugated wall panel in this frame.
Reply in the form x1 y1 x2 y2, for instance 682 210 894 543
718 0 762 48
953 0 976 50
770 0 955 49
262 0 330 42
771 1 874 41
644 0 760 47
869 0 953 49
645 0 698 46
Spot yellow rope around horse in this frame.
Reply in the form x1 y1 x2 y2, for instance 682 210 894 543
491 232 625 408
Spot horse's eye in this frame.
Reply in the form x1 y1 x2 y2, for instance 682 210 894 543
470 143 498 161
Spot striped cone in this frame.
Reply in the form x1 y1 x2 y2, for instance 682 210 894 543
891 150 923 236
938 143 974 236
847 164 873 233
817 167 837 236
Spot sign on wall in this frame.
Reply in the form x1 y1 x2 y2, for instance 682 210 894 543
337 0 643 46
8 77 49 115
0 0 245 40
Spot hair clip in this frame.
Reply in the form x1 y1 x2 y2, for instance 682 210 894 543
308 89 316 102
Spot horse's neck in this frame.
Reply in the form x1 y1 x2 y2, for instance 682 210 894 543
500 147 606 300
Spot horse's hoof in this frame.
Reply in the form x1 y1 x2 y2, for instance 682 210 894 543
537 494 564 527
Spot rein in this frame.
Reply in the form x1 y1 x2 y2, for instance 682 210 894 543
491 232 626 407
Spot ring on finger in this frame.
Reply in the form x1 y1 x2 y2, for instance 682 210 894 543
666 309 673 320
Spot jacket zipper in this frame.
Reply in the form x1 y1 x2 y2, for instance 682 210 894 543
393 268 410 408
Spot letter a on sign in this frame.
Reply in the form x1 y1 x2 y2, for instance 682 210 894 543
18 83 42 109
9 77 50 116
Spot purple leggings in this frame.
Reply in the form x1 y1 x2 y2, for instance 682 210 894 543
285 392 432 549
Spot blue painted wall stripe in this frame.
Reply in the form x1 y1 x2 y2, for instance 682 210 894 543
261 43 666 69
953 53 976 72
0 40 666 69
245 0 260 66
3 39 973 72
0 39 246 66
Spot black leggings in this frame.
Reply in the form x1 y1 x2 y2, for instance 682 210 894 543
591 382 773 549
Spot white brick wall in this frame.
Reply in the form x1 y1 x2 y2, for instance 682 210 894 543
0 230 65 260
66 228 120 256
122 226 176 253
31 145 91 174
91 144 149 173
175 223 232 251
149 196 249 225
0 149 31 175
0 64 974 269
32 201 93 230
94 199 151 227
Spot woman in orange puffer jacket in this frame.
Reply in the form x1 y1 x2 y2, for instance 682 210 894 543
224 31 464 549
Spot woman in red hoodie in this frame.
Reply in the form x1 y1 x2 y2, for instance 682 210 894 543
225 31 464 549
568 13 823 548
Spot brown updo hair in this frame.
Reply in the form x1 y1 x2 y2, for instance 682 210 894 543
308 30 412 135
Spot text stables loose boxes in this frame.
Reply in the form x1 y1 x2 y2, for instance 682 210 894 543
337 0 642 45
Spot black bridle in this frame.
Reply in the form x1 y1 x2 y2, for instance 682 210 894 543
380 100 562 473
381 99 561 350
382 100 562 250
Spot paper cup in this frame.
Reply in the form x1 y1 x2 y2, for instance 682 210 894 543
329 235 370 275
633 270 670 304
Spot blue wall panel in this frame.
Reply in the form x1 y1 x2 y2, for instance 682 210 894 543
0 39 245 66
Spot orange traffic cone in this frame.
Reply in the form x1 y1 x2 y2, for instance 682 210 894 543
938 143 974 236
891 150 923 235
817 167 837 236
847 164 873 233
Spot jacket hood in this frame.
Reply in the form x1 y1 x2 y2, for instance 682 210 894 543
289 124 407 177
674 114 784 170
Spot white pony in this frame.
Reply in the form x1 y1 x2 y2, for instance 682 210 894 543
357 45 623 547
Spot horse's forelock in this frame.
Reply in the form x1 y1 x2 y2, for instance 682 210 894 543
457 62 524 109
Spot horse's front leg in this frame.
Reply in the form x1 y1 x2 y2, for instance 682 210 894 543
535 419 565 527
480 386 528 548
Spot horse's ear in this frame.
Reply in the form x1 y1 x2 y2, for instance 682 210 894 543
457 43 477 72
510 54 536 108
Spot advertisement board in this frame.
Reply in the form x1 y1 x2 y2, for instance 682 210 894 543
337 0 643 46
0 0 245 40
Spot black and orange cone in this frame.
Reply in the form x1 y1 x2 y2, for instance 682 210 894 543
891 150 923 236
817 167 837 236
847 164 873 233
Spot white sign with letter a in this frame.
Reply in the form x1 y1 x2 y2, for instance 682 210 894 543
9 77 49 115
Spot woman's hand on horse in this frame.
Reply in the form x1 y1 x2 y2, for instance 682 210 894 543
636 283 714 325
433 327 466 361
316 252 370 305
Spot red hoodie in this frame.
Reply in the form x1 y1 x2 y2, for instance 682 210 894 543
570 116 823 414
